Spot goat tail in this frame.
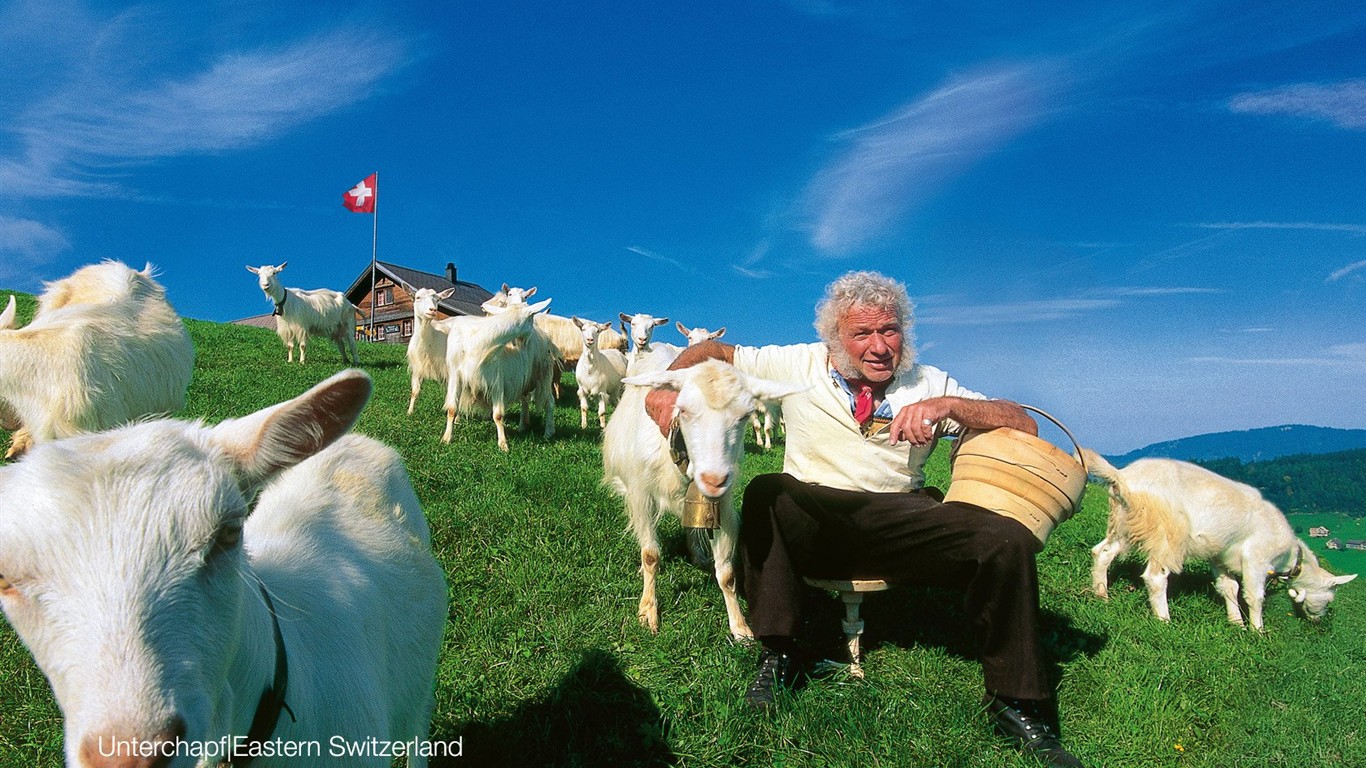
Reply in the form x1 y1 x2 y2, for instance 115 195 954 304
353 304 365 321
1080 448 1120 485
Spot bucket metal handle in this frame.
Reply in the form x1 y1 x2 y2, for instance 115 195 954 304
1018 404 1087 476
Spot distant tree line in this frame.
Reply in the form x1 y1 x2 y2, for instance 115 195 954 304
1197 448 1366 517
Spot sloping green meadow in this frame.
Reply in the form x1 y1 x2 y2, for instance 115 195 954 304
2 305 1363 767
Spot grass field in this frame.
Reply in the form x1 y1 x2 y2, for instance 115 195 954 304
2 298 1364 767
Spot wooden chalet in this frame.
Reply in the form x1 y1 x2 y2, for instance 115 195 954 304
346 261 495 344
1309 526 1331 538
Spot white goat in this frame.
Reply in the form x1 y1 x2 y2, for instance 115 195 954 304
0 370 448 768
0 261 193 459
443 299 558 452
1083 449 1357 631
619 312 682 375
675 321 726 347
602 360 801 640
483 284 626 366
407 287 460 415
571 317 629 429
247 262 360 365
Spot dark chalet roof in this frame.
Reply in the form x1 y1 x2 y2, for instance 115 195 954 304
345 261 494 317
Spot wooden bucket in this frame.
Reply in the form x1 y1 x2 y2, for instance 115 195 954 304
943 405 1087 544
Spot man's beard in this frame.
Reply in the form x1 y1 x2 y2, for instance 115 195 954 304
828 343 915 381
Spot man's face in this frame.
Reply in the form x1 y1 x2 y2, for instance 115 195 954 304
837 304 902 383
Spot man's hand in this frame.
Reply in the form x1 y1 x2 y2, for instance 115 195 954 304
888 397 1036 446
888 397 954 446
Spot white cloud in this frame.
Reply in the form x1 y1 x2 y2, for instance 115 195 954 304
731 264 772 279
7 22 408 199
0 216 70 282
1329 260 1366 281
1228 79 1366 129
1195 221 1366 234
800 62 1063 255
626 245 694 274
918 285 1217 326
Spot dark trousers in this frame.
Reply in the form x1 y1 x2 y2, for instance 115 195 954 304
739 472 1050 700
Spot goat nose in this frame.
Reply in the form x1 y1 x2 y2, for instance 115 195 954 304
698 471 730 491
80 719 185 768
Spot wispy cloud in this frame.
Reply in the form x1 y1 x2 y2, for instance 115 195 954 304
7 21 409 200
918 285 1219 326
1194 221 1366 234
626 245 694 274
800 62 1064 255
1228 78 1366 129
0 216 70 282
1189 341 1366 368
1329 260 1366 281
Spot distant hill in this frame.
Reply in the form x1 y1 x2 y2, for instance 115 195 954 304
1198 448 1366 517
1108 424 1366 465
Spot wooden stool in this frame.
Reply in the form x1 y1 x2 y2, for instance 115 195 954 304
803 578 891 678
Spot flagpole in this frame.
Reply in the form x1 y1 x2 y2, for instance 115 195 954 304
369 172 379 339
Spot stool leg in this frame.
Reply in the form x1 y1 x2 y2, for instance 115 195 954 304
839 591 867 679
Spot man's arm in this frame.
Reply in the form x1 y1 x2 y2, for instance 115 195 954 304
887 396 1036 447
642 340 736 434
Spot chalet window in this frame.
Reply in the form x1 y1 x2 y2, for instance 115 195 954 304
403 319 413 337
376 287 394 307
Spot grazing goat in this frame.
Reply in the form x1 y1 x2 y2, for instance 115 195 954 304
0 261 193 459
571 317 629 429
1083 449 1357 631
443 299 558 452
619 312 682 375
0 370 448 768
247 262 360 365
602 360 801 640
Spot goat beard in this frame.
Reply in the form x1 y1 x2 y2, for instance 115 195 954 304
827 343 916 382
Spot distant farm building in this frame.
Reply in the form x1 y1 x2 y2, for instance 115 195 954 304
1347 540 1366 552
1309 526 1331 538
345 261 495 344
233 262 494 344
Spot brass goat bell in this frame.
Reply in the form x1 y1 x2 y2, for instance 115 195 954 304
682 482 720 529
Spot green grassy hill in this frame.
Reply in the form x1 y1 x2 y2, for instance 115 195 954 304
2 308 1364 767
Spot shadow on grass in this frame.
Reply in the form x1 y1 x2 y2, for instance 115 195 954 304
435 649 676 768
800 584 1107 686
1104 560 1222 606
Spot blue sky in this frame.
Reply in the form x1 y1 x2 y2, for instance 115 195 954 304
3 0 1364 453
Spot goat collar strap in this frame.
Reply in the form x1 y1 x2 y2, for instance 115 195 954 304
272 293 287 316
231 584 294 768
667 416 688 473
1270 547 1303 582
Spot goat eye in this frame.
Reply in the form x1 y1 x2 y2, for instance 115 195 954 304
211 521 244 556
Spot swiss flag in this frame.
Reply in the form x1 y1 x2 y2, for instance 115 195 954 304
343 173 377 213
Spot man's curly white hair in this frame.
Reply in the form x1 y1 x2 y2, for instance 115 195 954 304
815 271 916 379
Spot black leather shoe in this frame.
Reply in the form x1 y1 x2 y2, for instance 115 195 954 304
745 650 793 712
984 695 1085 768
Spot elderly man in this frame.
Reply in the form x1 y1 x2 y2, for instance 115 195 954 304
645 271 1083 768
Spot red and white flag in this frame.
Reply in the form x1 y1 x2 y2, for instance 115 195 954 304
343 173 377 213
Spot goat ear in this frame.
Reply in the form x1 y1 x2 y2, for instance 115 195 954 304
712 327 726 339
676 321 689 336
246 265 260 274
622 370 685 391
0 296 15 330
1331 573 1358 587
741 373 807 404
653 316 669 327
525 298 552 314
619 312 632 325
571 315 585 327
210 369 372 489
277 262 287 271
437 288 455 300
501 283 511 293
524 286 537 298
